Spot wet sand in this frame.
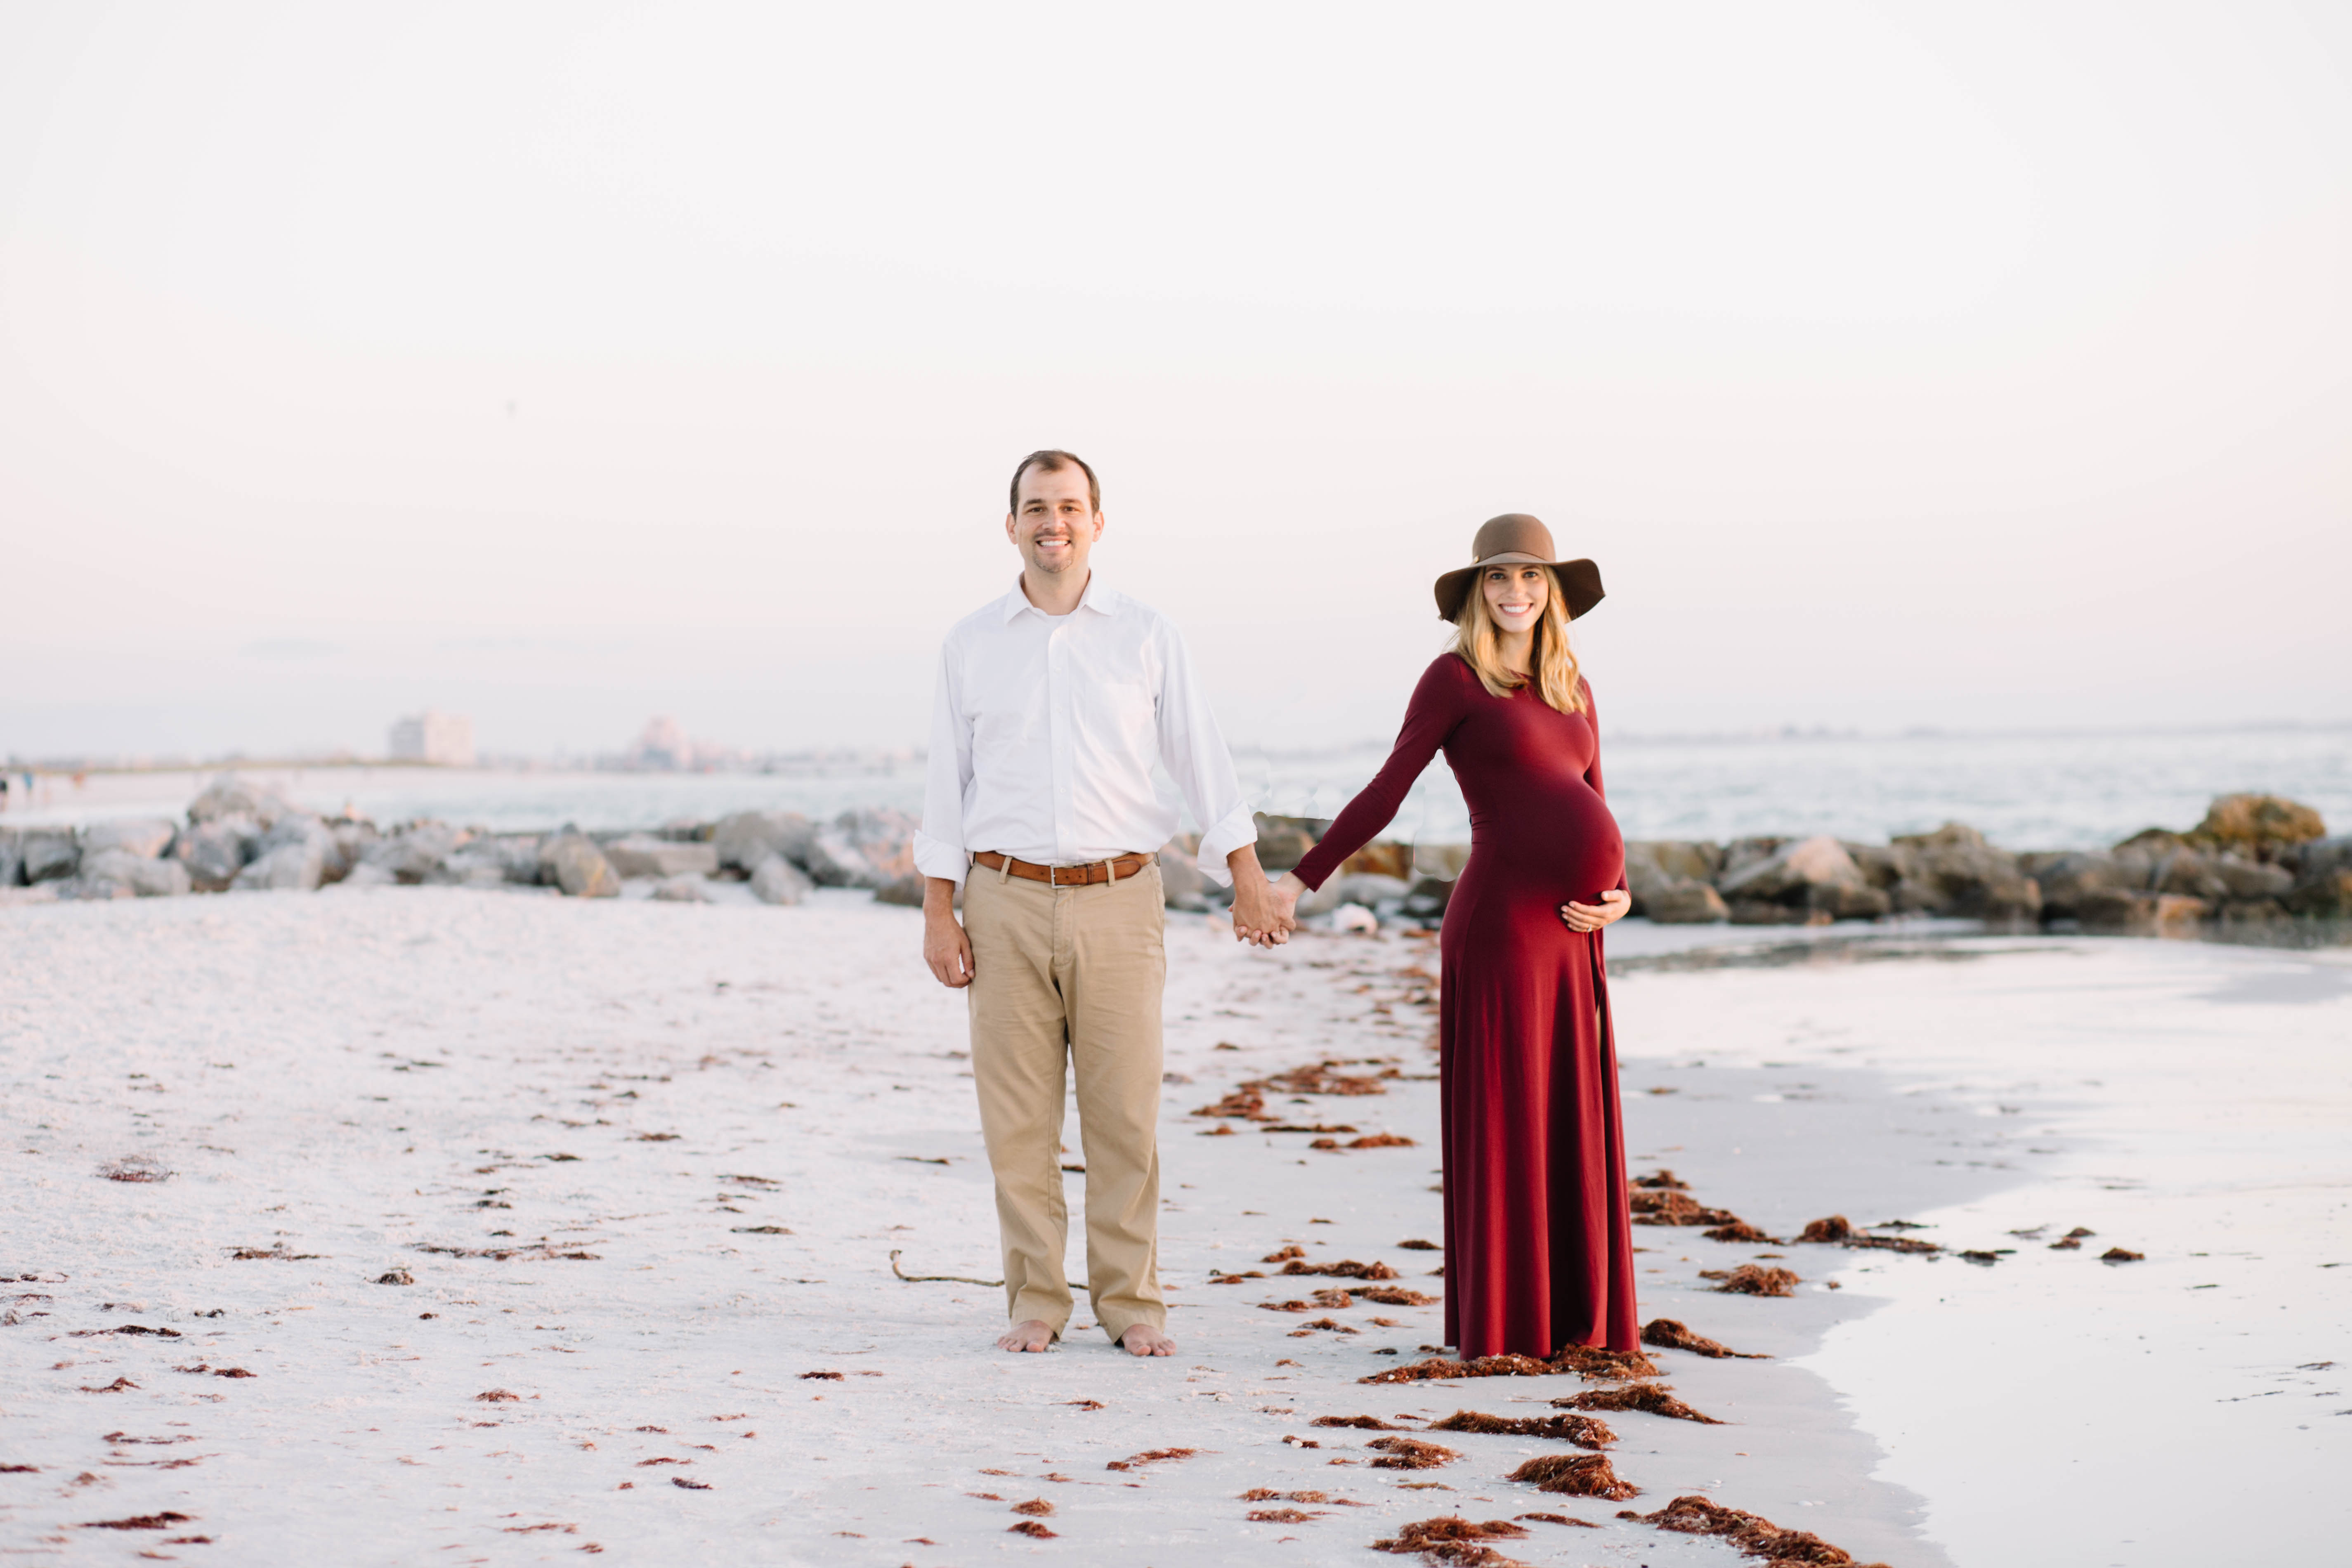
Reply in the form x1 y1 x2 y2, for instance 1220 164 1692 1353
1 892 2343 1565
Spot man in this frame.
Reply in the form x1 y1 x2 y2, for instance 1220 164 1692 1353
914 449 1288 1358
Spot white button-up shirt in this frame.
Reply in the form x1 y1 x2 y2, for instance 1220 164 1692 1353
913 576 1256 890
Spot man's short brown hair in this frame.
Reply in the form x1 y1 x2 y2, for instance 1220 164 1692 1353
1008 449 1100 515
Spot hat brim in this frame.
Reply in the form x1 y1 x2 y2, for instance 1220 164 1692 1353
1435 555 1604 622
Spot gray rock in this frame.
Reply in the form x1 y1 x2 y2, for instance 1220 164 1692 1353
1894 821 1989 852
1327 872 1414 909
605 834 720 879
1908 839 2040 922
2079 888 2207 934
1401 876 1456 918
2209 852 2293 901
541 833 620 898
650 875 713 903
80 849 192 897
57 877 134 901
831 807 918 882
1717 836 1789 884
711 811 815 875
1719 836 1869 904
19 828 79 884
1252 814 1323 874
233 819 329 892
2020 851 2121 919
1627 840 1724 883
1645 881 1729 924
2152 850 2230 902
189 775 296 827
173 816 260 891
365 821 473 884
1844 843 1919 891
1157 844 1208 911
81 818 177 860
803 824 889 888
334 861 398 888
749 853 813 906
0 829 20 888
874 871 926 907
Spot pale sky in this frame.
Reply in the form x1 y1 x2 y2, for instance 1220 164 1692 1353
3 1 2347 760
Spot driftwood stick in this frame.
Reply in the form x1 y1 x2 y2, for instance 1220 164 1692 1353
887 1249 1086 1290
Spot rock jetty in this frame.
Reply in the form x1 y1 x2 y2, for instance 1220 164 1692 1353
2 783 2340 940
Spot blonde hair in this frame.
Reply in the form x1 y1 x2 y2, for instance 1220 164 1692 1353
1450 564 1587 714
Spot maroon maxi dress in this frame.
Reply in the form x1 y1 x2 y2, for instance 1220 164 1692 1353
1292 654 1639 1358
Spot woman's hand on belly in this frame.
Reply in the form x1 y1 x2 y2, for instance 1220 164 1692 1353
1559 889 1630 933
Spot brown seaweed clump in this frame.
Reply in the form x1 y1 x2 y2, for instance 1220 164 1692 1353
1632 1169 1689 1190
1425 1410 1616 1450
2048 1227 2095 1251
1247 1507 1320 1523
1358 1287 1440 1307
1397 1238 1440 1250
1514 1512 1597 1528
76 1511 195 1530
1796 1216 1852 1243
1362 1353 1550 1384
1843 1234 1940 1255
1371 1515 1531 1567
1618 1493 1890 1566
1506 1452 1639 1500
1311 1415 1410 1431
1011 1499 1054 1517
1704 1221 1773 1243
1703 1265 1800 1297
1280 1259 1402 1280
1105 1447 1195 1471
1366 1437 1459 1469
1642 1318 1768 1360
1549 1344 1661 1381
2101 1247 2145 1263
1293 1317 1360 1335
1312 1289 1355 1309
1554 1385 1724 1425
1261 1299 1313 1313
1361 1343 1656 1386
1344 1134 1418 1150
1630 1190 1744 1228
1007 1520 1058 1538
1242 1489 1353 1504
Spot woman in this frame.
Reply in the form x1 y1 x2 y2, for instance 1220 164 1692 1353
1267 513 1636 1359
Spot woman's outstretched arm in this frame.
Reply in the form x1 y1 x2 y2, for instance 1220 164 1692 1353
1288 658 1466 893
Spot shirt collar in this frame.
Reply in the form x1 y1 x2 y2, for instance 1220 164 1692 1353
999 572 1121 623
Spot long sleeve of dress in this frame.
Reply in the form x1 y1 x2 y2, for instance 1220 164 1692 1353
1292 656 1465 891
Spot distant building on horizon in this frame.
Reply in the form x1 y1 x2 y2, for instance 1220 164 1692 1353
388 711 476 767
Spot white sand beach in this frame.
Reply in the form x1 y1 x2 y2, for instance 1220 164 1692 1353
3 892 2346 1566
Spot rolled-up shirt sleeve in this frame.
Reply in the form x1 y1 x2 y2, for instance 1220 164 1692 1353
911 640 974 888
1152 623 1255 886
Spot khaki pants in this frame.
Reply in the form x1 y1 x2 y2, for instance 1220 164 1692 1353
963 860 1167 1342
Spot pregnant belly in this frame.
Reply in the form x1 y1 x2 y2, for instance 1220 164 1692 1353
1465 785 1625 905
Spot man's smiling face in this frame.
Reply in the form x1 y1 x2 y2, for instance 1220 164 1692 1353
1007 462 1102 581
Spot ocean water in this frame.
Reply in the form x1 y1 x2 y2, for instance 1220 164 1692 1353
6 724 2347 851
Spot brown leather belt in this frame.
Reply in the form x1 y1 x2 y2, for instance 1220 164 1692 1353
973 850 1155 886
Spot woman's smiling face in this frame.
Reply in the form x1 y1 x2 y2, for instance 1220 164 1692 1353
1481 563 1550 635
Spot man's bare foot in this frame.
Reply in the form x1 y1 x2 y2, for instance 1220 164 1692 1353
1119 1323 1177 1358
997 1319 1055 1353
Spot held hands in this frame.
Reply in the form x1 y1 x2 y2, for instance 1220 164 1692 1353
1224 846 1299 948
1559 888 1631 933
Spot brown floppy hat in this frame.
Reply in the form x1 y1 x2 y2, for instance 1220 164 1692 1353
1433 513 1604 622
